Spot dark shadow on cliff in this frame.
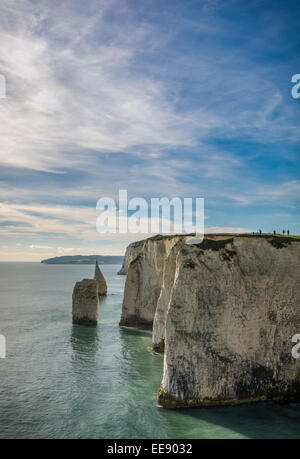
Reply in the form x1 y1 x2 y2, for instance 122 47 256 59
167 402 300 439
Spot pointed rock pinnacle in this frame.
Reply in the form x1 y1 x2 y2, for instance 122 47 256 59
94 260 107 296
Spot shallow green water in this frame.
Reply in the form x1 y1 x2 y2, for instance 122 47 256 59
0 262 299 439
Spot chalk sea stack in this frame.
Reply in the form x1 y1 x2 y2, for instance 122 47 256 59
72 279 99 326
94 260 107 296
120 234 300 408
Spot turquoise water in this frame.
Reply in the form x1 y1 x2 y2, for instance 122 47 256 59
0 262 299 439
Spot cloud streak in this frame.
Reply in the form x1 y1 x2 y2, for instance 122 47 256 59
0 0 213 173
0 0 299 259
1 0 298 174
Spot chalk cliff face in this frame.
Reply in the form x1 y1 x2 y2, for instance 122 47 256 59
118 240 145 275
152 238 187 352
72 279 99 326
119 235 185 327
121 234 300 407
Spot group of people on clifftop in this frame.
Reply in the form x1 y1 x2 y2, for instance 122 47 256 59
254 229 290 236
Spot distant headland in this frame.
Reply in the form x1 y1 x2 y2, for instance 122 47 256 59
41 255 123 265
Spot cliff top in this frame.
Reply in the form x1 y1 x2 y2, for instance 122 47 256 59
138 233 300 252
143 233 300 243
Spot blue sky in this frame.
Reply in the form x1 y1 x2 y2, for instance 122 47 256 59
0 0 299 260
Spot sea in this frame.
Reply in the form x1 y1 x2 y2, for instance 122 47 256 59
0 262 299 439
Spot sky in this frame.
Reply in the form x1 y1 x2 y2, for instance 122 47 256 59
0 0 299 261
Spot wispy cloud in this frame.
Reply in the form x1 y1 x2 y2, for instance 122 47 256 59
1 0 298 174
0 0 214 173
0 0 299 259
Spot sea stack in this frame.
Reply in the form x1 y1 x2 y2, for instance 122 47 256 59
72 278 99 326
94 260 107 296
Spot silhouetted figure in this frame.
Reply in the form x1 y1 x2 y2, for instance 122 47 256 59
273 230 276 235
287 229 290 236
259 229 262 235
283 230 285 235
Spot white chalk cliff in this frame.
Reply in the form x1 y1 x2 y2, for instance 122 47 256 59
119 235 185 326
120 234 300 407
118 239 145 275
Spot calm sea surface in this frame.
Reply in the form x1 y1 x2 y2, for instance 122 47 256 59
0 262 299 439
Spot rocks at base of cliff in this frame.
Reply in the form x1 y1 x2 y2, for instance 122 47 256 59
120 233 300 408
72 278 99 326
94 260 107 296
118 240 146 275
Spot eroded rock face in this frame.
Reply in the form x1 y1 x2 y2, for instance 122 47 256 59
94 260 107 296
72 279 99 325
120 233 300 407
118 240 145 275
159 236 300 407
119 235 186 327
152 238 186 352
